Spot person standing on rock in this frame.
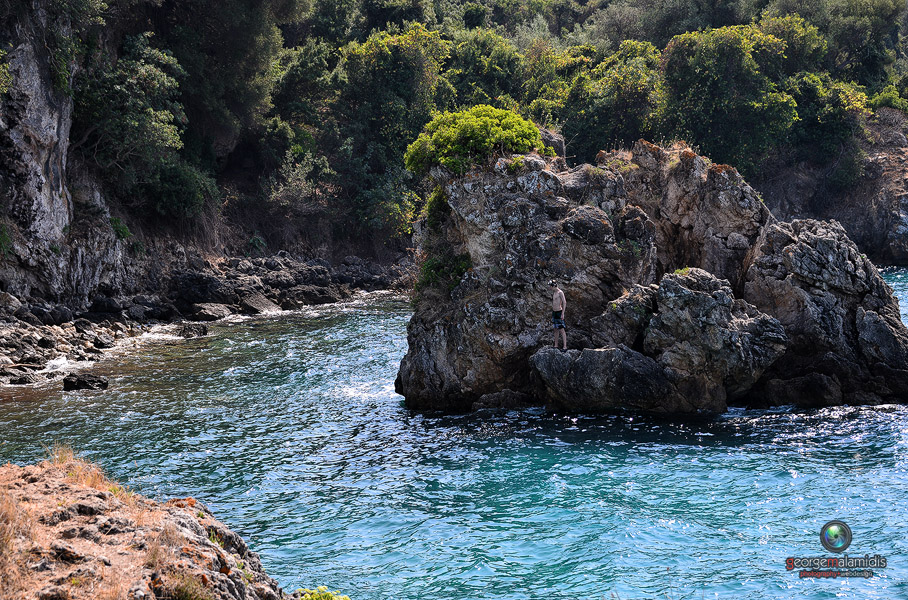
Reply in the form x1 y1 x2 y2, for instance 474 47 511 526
550 279 567 350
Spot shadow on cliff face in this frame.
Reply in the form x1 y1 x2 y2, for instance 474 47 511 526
757 107 908 267
397 138 908 415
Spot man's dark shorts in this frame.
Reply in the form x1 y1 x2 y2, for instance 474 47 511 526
552 310 565 329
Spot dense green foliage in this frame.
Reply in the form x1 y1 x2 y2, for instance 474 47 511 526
296 587 352 600
661 25 799 172
415 252 473 293
405 105 542 174
12 0 908 247
559 40 662 160
70 33 219 219
0 50 10 96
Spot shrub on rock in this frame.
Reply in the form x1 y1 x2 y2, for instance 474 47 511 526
404 105 543 175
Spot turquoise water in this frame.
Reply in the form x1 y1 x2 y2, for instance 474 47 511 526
1 280 907 599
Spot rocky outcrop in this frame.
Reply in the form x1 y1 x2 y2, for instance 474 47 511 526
1 5 73 243
0 5 132 306
62 373 109 390
741 218 908 405
0 458 312 600
531 269 788 413
396 139 908 414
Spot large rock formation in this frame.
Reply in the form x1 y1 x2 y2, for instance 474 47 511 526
396 140 908 413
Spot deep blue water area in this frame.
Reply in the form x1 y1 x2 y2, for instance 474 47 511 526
1 279 907 599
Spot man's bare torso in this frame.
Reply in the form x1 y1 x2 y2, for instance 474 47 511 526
552 289 565 311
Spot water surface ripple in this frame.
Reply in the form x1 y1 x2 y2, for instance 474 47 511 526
1 285 907 599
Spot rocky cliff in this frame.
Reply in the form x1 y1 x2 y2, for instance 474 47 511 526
0 4 132 306
396 140 908 414
0 455 334 600
758 107 908 265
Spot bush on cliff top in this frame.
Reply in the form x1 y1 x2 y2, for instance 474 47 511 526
404 105 542 175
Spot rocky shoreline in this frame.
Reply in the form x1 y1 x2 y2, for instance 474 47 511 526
0 453 337 600
0 253 411 388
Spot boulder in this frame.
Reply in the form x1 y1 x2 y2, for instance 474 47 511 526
190 303 232 322
531 270 787 413
540 128 566 157
531 346 677 412
89 296 121 314
63 374 109 391
0 292 23 313
177 323 208 338
239 293 281 315
169 272 239 310
10 372 42 385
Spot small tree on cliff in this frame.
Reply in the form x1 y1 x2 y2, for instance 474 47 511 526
560 40 663 163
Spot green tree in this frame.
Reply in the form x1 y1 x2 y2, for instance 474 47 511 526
360 0 434 33
443 29 522 108
521 39 598 118
758 14 828 74
784 71 868 160
825 0 902 88
761 0 905 88
150 0 309 167
72 33 185 175
462 2 488 28
636 0 742 47
328 23 450 227
568 2 645 51
561 40 662 161
71 33 219 220
298 0 361 43
660 25 798 174
271 40 334 125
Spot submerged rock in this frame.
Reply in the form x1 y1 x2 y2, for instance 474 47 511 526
397 141 908 414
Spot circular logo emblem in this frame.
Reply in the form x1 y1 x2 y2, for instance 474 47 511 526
820 520 852 553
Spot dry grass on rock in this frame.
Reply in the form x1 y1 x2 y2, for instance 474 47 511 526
0 445 287 600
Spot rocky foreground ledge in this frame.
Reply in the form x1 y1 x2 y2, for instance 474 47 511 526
396 140 908 413
0 454 344 600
